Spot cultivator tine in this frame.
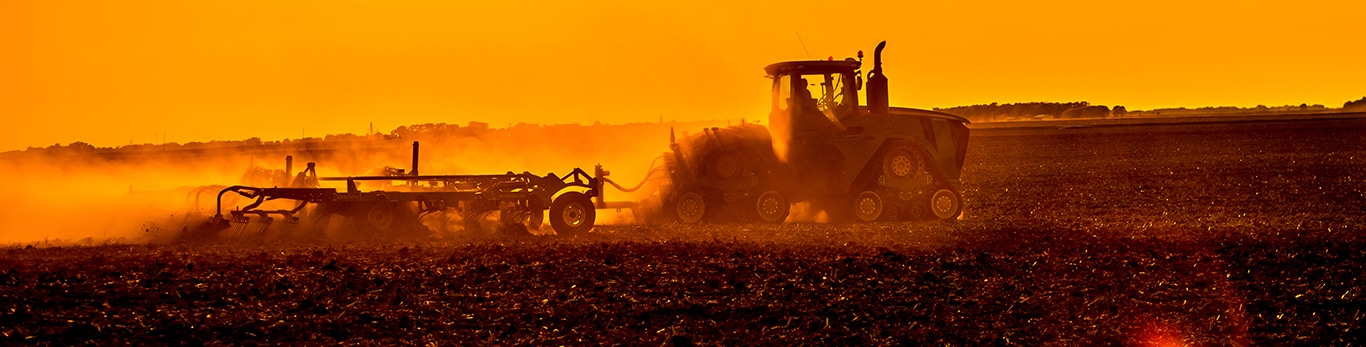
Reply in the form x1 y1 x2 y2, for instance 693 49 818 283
252 217 274 235
224 215 271 237
229 217 252 237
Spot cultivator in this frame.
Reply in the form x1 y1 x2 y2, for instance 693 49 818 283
201 142 628 239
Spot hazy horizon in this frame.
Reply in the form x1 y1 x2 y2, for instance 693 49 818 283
4 0 1364 152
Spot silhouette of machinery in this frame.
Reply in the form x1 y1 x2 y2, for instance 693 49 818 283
657 41 971 223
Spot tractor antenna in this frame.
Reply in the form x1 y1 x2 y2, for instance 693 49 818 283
796 32 811 59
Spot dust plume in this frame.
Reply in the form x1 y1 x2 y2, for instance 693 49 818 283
0 119 732 245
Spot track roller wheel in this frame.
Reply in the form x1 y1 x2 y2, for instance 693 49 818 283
853 190 884 222
550 192 595 236
754 190 790 223
674 192 706 224
927 188 962 221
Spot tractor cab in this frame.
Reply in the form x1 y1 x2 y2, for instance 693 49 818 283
766 42 898 142
765 59 864 137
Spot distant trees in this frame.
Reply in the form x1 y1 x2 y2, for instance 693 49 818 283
934 102 1092 122
934 99 1362 122
388 121 493 140
1345 97 1366 111
1061 105 1111 119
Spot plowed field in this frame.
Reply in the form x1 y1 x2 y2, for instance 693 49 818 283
3 118 1364 345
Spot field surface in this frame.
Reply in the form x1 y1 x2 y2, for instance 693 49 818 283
3 117 1365 345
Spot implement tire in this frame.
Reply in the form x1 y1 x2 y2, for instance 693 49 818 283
549 192 595 236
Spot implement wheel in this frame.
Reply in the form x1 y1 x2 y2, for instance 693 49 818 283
853 190 884 222
675 192 706 224
755 190 789 223
550 192 595 236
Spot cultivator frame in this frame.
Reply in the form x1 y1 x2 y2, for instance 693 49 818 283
208 142 624 237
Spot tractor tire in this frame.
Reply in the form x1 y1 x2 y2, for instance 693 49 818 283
550 192 596 236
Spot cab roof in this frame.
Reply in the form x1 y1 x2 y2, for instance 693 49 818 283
764 59 862 77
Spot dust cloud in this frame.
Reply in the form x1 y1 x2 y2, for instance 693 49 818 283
0 119 731 245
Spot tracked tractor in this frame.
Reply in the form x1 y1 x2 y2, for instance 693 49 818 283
659 41 970 223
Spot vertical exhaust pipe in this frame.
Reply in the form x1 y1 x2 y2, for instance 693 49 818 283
284 155 293 185
410 141 420 176
866 41 889 114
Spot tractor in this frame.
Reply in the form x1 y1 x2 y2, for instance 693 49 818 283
658 41 970 223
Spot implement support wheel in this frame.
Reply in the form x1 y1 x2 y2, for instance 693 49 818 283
550 192 595 236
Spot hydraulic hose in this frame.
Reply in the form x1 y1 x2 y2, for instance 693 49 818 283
602 156 664 193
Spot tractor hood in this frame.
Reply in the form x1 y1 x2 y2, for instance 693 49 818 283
886 107 971 124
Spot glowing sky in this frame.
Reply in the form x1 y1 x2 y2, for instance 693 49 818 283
2 0 1363 151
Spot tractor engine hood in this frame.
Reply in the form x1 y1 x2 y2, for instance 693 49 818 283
887 107 971 124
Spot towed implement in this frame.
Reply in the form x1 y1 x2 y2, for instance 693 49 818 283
202 142 629 238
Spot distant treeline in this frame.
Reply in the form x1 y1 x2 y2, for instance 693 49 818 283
936 96 1366 122
933 102 1109 122
7 96 1366 160
0 119 727 168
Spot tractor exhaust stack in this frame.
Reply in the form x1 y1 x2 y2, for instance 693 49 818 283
867 41 889 114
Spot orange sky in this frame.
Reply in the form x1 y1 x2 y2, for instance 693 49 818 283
2 0 1363 151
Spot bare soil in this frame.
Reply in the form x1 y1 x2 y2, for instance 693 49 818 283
2 117 1364 345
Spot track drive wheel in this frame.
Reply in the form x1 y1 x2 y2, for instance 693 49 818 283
927 188 962 221
755 190 789 223
550 192 595 236
883 147 924 179
674 192 706 224
853 190 884 222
